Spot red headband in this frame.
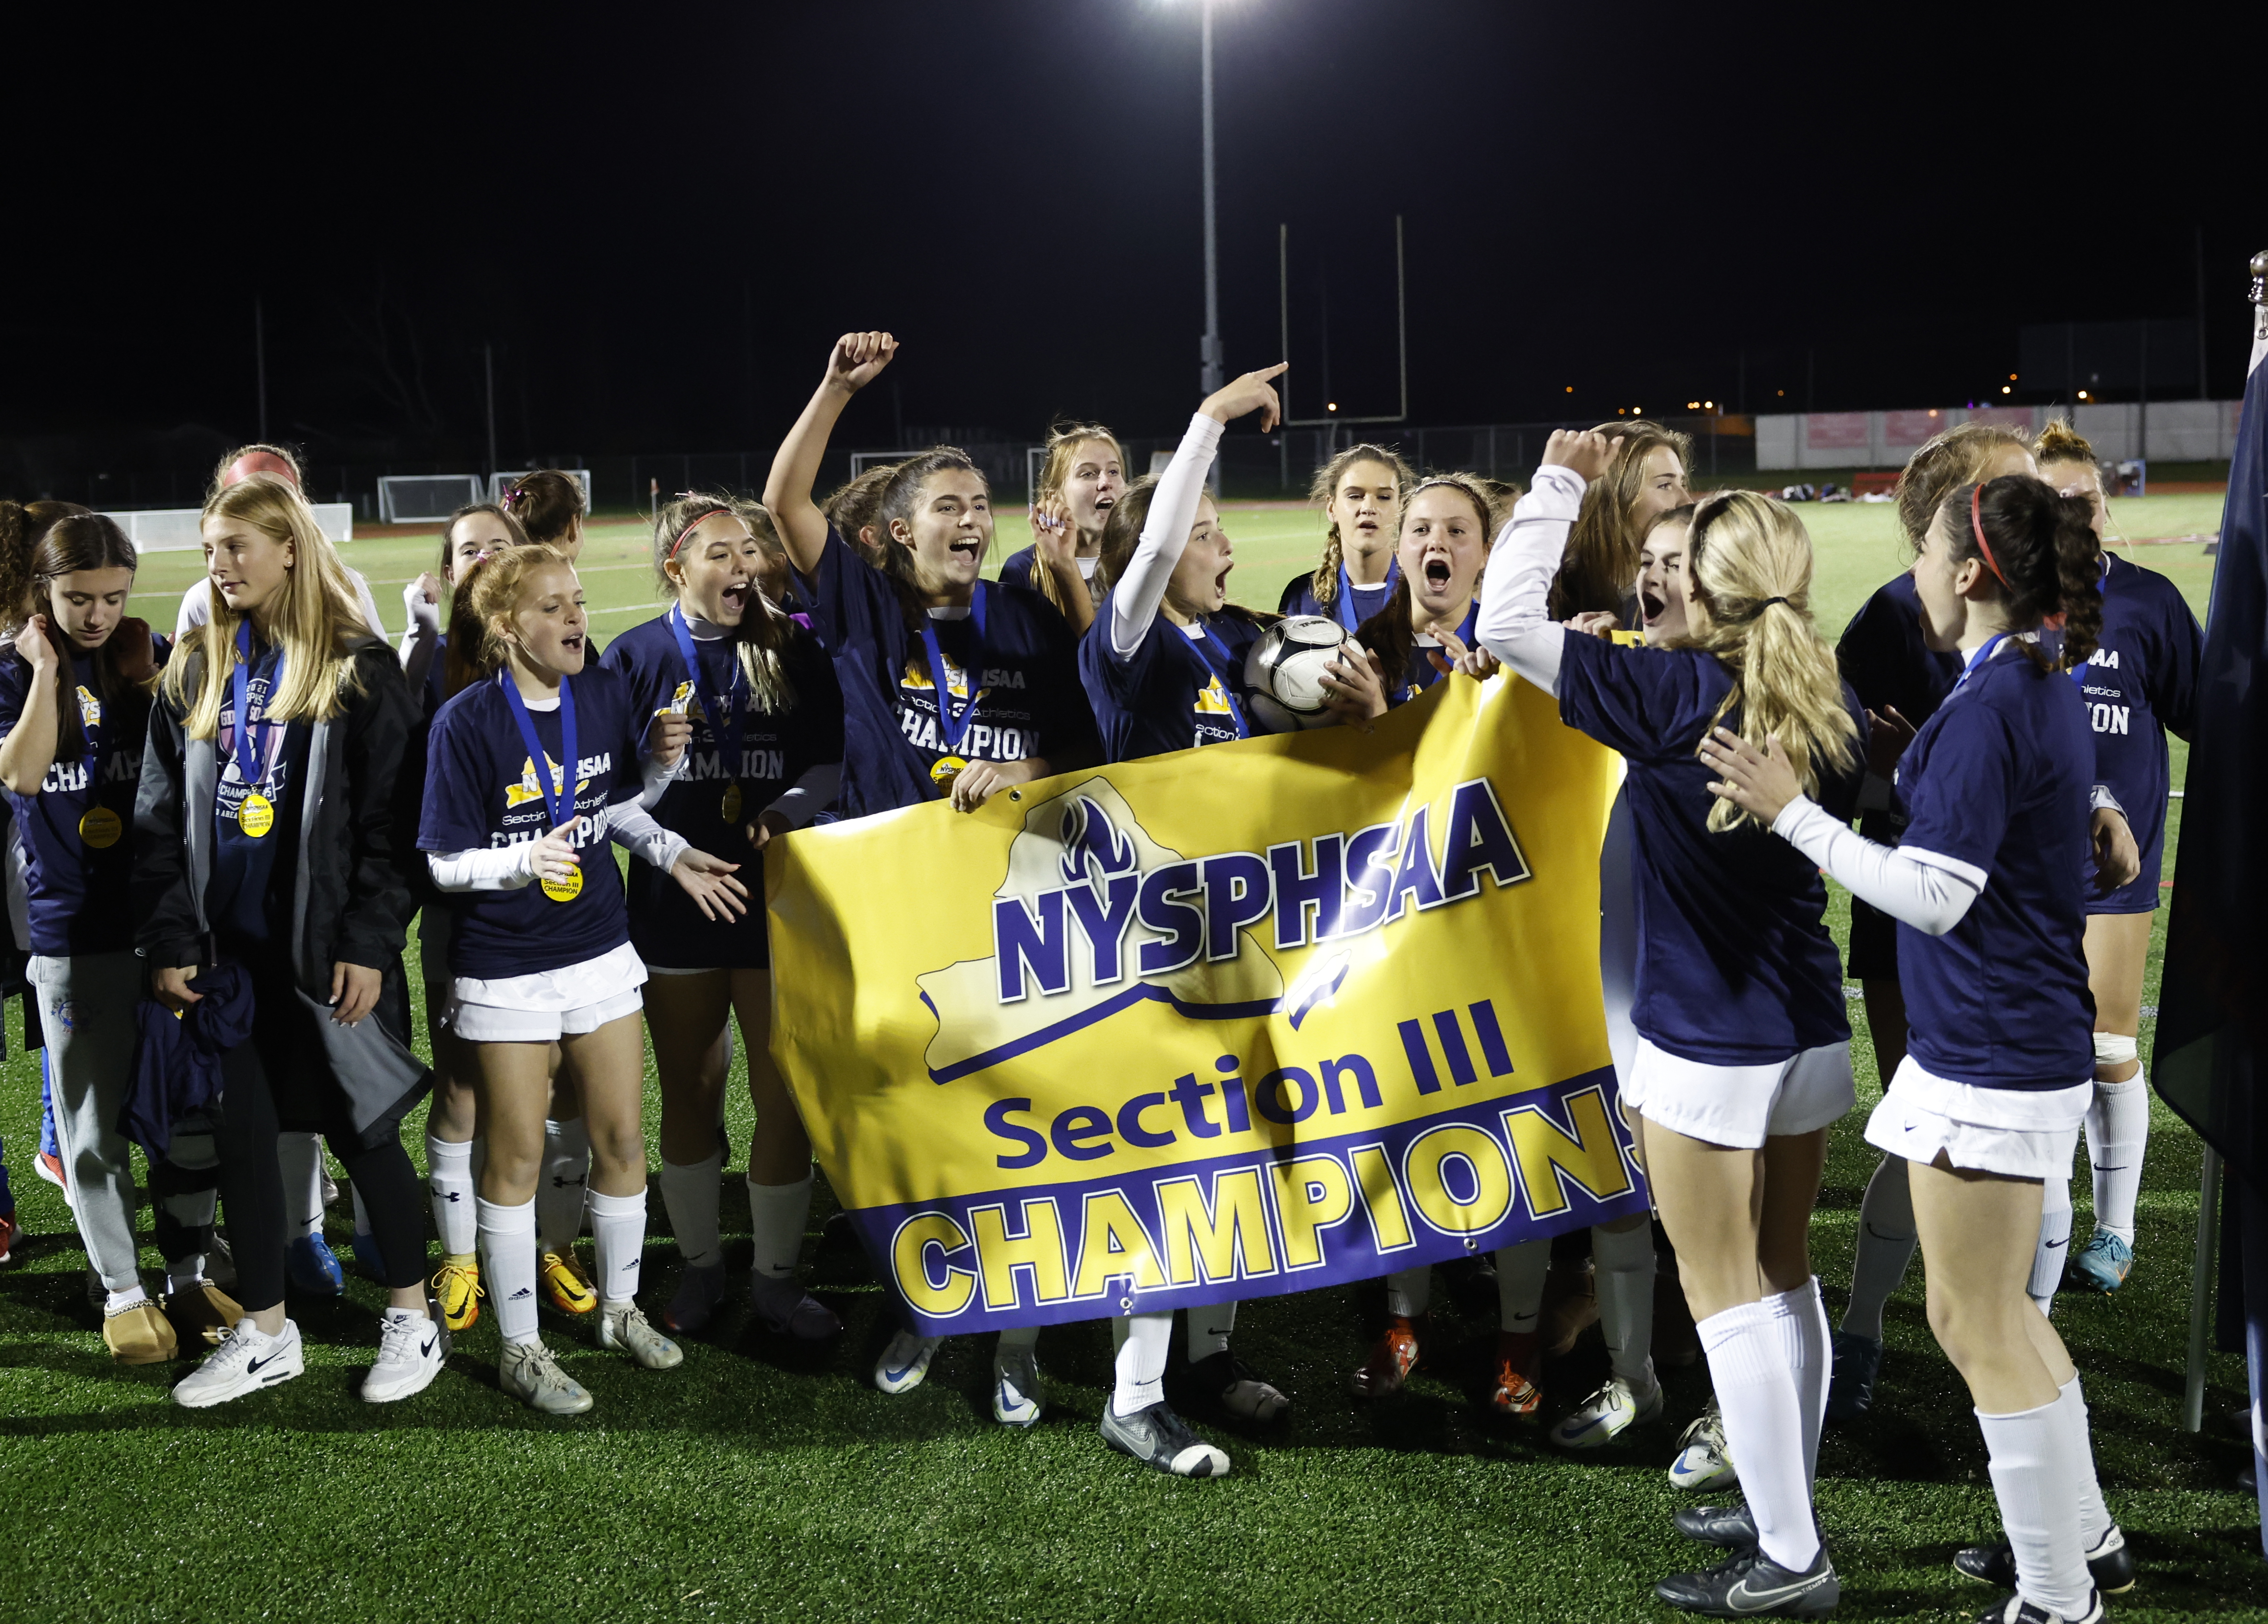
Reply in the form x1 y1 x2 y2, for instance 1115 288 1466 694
1969 485 2010 588
667 504 727 559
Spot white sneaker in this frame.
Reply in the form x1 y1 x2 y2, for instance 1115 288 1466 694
1669 1400 1739 1490
362 1308 448 1403
599 1302 683 1370
499 1339 593 1415
993 1343 1044 1427
875 1329 943 1394
1549 1372 1663 1448
173 1317 304 1409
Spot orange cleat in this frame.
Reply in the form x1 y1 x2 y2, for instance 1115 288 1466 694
1348 1314 1424 1398
0 1210 19 1264
1490 1330 1543 1416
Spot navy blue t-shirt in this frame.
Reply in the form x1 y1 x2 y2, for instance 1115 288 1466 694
1835 570 1961 848
1079 597 1265 764
1557 634 1867 1066
1895 643 2095 1089
999 546 1103 606
601 609 845 968
210 639 309 948
798 529 1098 816
1280 567 1396 634
2073 554 2200 911
419 667 646 980
0 648 160 955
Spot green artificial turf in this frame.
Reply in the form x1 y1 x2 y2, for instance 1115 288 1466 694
1 490 2255 1622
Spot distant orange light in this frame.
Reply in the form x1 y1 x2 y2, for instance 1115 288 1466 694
2009 373 2019 381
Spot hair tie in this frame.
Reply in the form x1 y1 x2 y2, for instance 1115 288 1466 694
1969 484 2011 588
1760 596 1788 609
499 488 518 510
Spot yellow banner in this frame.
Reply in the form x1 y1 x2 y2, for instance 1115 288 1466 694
767 674 1643 1331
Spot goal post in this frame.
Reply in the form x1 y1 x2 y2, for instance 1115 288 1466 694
379 474 486 524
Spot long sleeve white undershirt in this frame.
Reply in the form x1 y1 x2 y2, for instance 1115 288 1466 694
765 760 840 829
427 806 688 894
398 579 441 687
1109 412 1224 659
1475 464 1586 694
1773 796 1983 935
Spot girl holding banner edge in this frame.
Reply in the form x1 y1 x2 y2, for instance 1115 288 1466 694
1703 473 2132 1624
1480 433 1864 1617
420 544 745 1413
601 493 846 1339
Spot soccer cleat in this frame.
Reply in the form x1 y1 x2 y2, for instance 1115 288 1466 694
165 1281 246 1348
350 1231 387 1283
1551 1372 1664 1448
1677 1503 1759 1548
1972 1588 2105 1624
1655 1543 1839 1617
873 1329 942 1394
661 1261 729 1335
748 1271 843 1341
599 1302 683 1370
539 1248 599 1315
2068 1233 2133 1294
1953 1524 2134 1596
431 1258 482 1333
172 1318 304 1408
1489 1330 1543 1417
104 1300 179 1365
1189 1349 1288 1422
0 1211 17 1264
1100 1399 1230 1478
992 1342 1044 1427
1670 1401 1739 1491
362 1308 448 1403
35 1150 66 1191
1825 1329 1884 1422
498 1339 593 1415
1347 1314 1423 1398
286 1233 345 1296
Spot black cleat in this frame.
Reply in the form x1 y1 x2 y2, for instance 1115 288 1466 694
1971 1587 2104 1624
1675 1503 1759 1549
1099 1400 1231 1477
1954 1526 2133 1596
1655 1544 1839 1617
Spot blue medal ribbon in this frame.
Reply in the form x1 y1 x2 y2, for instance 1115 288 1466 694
1191 619 1253 740
230 621 285 793
1951 631 2014 694
499 669 579 831
917 585 990 754
668 604 744 780
1333 558 1400 633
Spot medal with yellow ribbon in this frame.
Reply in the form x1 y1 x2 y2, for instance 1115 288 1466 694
78 805 122 848
668 605 747 832
230 622 286 839
499 669 584 904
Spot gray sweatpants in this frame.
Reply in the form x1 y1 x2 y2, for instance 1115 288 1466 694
31 951 143 1293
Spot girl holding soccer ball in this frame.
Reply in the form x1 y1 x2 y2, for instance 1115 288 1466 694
1279 442 1415 627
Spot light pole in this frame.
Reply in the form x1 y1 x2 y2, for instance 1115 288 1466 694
1199 0 1222 396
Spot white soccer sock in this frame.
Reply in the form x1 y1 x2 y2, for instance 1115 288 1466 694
536 1119 590 1254
1698 1300 1819 1572
1978 1398 2091 1617
1111 1311 1174 1415
660 1152 726 1271
1494 1238 1550 1333
2031 1175 2074 1317
426 1133 477 1258
1843 1155 1916 1341
1593 1223 1658 1391
278 1131 325 1238
477 1196 541 1345
1385 1265 1432 1319
588 1187 648 1308
106 1284 150 1313
1187 1299 1237 1362
1767 1277 1832 1487
746 1173 814 1280
2056 1376 2114 1545
166 1253 206 1290
2086 1074 2148 1247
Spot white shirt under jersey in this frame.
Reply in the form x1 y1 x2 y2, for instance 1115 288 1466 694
175 570 388 642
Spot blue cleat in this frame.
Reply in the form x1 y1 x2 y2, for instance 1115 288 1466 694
1825 1329 1883 1422
287 1233 346 1296
2068 1232 2133 1294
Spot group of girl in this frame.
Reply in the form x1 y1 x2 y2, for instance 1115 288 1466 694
0 340 2185 1620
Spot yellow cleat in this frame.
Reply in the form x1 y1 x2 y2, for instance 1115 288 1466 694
539 1249 598 1315
432 1257 482 1332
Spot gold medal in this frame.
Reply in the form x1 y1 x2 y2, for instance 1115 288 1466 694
720 783 743 822
541 865 585 903
78 806 122 848
237 791 275 838
929 755 967 789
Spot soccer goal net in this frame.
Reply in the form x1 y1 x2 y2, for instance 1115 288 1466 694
490 470 595 511
379 474 486 524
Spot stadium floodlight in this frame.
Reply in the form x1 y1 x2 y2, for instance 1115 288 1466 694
379 474 486 525
1277 215 1408 427
489 469 594 511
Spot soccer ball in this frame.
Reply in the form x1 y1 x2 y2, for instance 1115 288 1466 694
1244 614 1351 732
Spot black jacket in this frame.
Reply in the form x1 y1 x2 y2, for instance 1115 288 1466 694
133 636 431 1141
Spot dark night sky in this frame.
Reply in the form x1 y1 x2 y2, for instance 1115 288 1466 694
4 0 2260 471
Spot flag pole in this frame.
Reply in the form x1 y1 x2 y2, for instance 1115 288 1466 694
2186 1145 2222 1431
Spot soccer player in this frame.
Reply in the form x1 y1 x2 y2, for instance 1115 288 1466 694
1074 363 1381 1476
137 474 441 1407
1546 422 1692 622
1278 442 1413 625
1705 471 2134 1624
999 423 1127 635
420 543 743 1412
1481 435 1863 1616
176 445 388 643
2035 421 2197 1294
602 493 846 1339
499 469 590 562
